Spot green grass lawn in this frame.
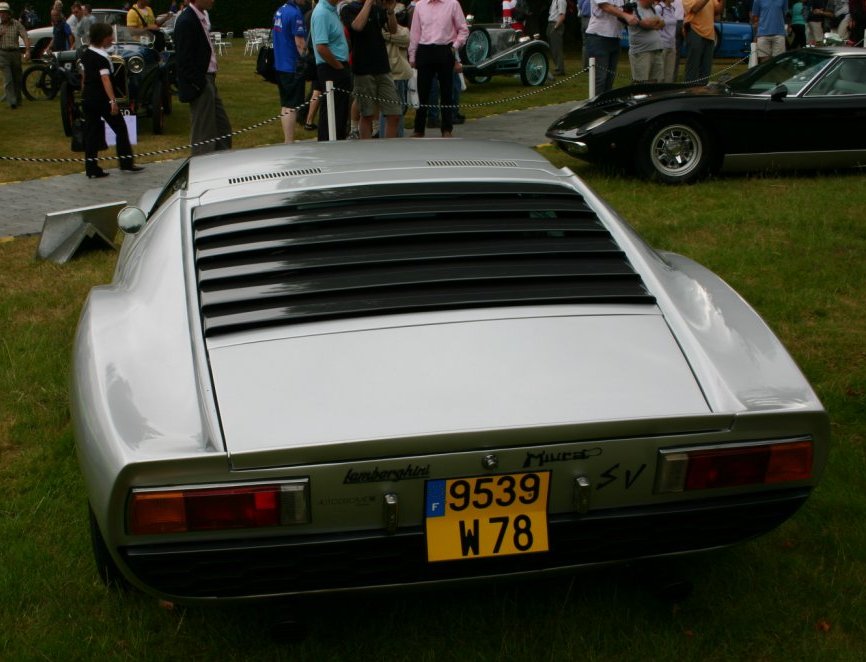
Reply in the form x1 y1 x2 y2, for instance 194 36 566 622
1 43 865 662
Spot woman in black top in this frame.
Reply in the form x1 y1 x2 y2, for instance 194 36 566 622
81 22 143 178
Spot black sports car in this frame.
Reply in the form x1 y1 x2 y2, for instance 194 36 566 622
546 48 866 184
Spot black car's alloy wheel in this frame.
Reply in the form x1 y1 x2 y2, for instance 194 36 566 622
639 120 711 184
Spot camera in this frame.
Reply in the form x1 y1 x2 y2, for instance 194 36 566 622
618 2 638 23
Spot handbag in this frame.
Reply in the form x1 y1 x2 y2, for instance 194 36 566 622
256 45 278 84
71 118 86 152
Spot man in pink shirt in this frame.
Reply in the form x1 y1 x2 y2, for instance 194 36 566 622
408 0 468 137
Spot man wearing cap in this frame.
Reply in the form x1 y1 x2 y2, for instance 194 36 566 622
0 2 30 109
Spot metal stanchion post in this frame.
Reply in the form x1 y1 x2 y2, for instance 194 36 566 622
588 57 596 99
325 80 336 141
748 42 758 68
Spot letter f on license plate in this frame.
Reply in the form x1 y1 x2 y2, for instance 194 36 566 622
424 472 550 562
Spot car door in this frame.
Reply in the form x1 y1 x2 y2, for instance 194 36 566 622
763 56 866 159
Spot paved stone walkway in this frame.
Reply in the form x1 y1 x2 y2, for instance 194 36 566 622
0 101 577 237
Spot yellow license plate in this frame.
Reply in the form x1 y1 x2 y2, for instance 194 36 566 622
424 471 550 562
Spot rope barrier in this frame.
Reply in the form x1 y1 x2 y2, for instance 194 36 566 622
0 101 309 164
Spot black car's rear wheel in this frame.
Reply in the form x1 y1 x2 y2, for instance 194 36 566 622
520 50 548 87
638 120 711 184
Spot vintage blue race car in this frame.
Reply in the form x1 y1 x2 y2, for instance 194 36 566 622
620 21 753 59
461 24 551 86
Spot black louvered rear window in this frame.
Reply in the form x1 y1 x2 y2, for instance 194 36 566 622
193 182 655 337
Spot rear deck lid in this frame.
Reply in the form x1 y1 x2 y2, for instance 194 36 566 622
191 181 709 464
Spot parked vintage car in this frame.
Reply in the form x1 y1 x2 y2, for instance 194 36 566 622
618 20 753 59
547 48 866 183
460 23 551 86
72 139 827 603
59 25 174 137
22 8 126 58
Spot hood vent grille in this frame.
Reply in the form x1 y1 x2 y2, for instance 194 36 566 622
228 168 322 185
192 182 655 337
426 160 519 168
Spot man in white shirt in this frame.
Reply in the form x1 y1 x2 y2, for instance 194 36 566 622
585 0 638 94
66 2 82 31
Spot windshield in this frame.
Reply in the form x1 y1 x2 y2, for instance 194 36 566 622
113 25 157 46
728 51 833 95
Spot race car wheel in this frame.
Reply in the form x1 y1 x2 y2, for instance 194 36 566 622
88 505 129 590
520 50 548 87
151 78 165 134
22 64 51 101
466 74 491 84
638 120 711 184
463 29 490 65
162 78 173 116
59 80 76 137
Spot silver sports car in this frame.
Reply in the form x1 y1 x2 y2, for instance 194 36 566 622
72 140 828 603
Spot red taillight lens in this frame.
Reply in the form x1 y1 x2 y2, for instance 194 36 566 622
183 486 281 531
128 481 309 535
657 439 813 493
685 446 771 490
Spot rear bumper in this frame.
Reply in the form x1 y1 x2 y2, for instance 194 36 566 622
121 487 810 601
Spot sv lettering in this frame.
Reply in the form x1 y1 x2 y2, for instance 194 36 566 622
596 463 647 491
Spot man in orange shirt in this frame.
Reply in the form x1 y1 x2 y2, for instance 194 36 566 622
683 0 721 85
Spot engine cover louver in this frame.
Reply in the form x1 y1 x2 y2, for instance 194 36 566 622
227 168 323 185
426 160 519 168
192 182 656 337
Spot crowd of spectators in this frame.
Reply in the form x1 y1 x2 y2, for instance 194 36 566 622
1 0 862 153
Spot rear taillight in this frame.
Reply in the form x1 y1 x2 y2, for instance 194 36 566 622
655 439 813 493
128 480 310 535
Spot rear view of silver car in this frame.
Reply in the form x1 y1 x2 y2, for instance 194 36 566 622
72 140 827 602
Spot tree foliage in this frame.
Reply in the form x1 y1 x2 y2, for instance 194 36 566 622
207 0 276 34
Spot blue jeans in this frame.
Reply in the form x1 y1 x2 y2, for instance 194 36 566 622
584 33 620 95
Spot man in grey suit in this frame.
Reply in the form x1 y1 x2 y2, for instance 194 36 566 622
173 0 232 155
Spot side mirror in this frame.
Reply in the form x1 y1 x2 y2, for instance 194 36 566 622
770 84 788 102
117 206 147 235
